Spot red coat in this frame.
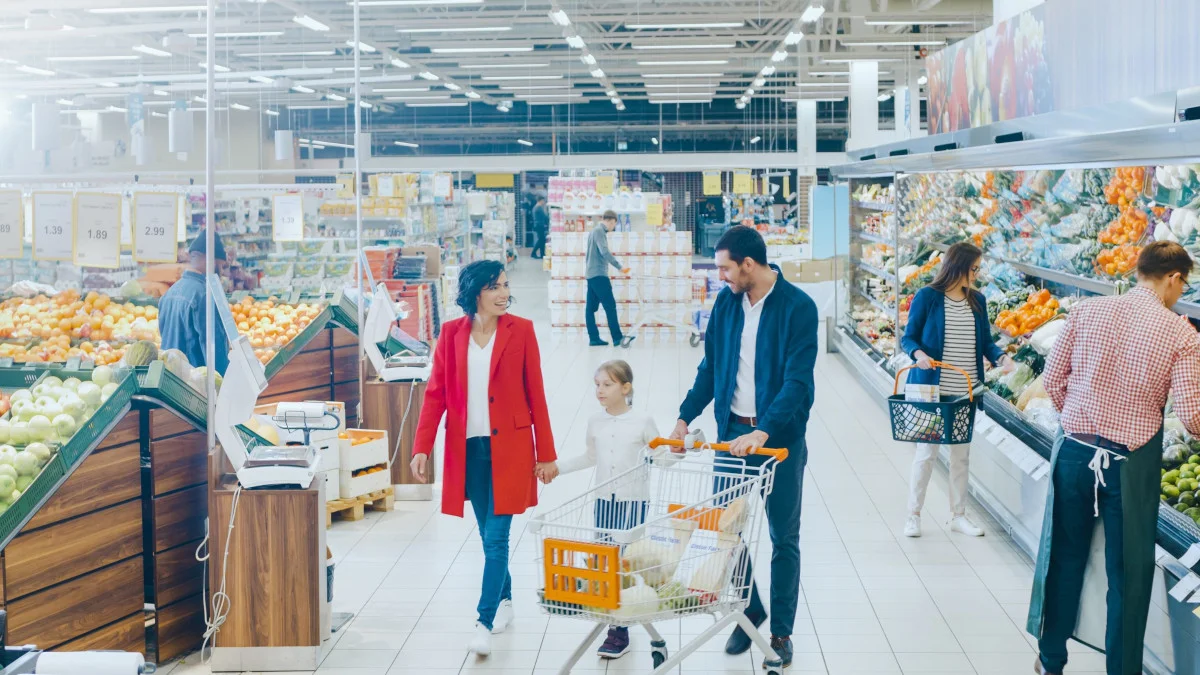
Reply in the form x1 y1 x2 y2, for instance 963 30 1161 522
413 314 556 517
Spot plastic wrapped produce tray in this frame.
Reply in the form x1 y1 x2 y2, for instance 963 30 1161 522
135 361 207 430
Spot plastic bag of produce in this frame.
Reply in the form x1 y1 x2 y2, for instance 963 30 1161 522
1000 363 1036 398
1024 401 1060 434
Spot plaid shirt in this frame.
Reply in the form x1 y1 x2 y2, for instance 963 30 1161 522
1043 286 1200 449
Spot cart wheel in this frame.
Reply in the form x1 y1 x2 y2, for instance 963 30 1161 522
651 650 667 668
689 334 701 348
621 336 634 349
764 666 783 675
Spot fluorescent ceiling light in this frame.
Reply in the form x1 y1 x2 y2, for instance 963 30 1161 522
625 21 743 29
400 25 511 33
877 93 892 101
610 97 622 104
643 83 716 89
841 38 946 46
199 62 231 72
151 111 167 118
823 57 903 63
589 69 604 78
736 101 745 109
746 88 755 95
153 89 170 96
637 59 728 66
460 62 550 69
106 105 127 112
418 71 440 81
771 50 788 62
497 103 511 111
47 55 139 62
800 4 826 22
56 98 75 106
784 31 805 45
783 97 846 102
292 84 316 93
90 4 205 13
16 65 56 76
918 74 928 85
864 18 977 26
391 58 411 69
761 65 777 76
750 136 761 144
649 92 713 98
651 137 658 145
356 0 481 5
549 9 570 27
465 91 481 99
190 31 284 38
346 41 377 52
407 102 468 107
517 139 533 146
753 77 765 87
99 82 120 87
238 50 336 57
250 75 275 84
430 45 534 53
795 81 855 87
565 35 586 49
293 15 330 32
326 92 347 101
134 44 172 57
360 101 373 108
651 99 712 104
515 93 585 99
499 85 572 91
482 74 563 81
631 43 735 50
230 102 250 110
641 72 723 78
581 54 597 66
444 82 462 91
193 96 207 103
807 70 847 76
264 109 280 116
605 89 617 96
394 140 419 148
289 104 343 110
383 95 451 100
372 87 430 92
616 103 625 110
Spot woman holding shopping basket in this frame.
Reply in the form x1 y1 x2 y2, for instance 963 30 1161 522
900 242 1013 538
410 260 558 657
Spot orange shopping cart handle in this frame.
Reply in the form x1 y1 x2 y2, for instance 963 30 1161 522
649 437 788 462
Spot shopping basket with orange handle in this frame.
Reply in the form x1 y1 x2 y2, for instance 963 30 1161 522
888 360 977 445
528 436 789 675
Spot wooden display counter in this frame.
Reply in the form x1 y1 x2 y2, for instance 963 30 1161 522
361 379 428 499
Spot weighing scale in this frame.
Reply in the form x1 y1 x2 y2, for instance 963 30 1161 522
362 282 432 382
208 275 319 489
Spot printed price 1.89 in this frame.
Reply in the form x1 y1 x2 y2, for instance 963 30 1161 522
88 229 109 240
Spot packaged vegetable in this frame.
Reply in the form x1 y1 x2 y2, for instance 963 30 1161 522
612 576 659 619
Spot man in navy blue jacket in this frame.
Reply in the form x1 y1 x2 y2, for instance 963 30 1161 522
672 226 818 670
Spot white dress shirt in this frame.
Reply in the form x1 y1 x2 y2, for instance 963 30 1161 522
730 280 776 418
466 332 496 439
558 409 674 501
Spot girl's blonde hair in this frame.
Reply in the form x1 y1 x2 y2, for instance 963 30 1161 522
597 359 634 404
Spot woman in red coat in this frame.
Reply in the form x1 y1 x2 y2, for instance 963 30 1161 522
410 260 557 657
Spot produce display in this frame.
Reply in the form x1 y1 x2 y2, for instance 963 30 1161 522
1161 416 1200 528
229 297 325 364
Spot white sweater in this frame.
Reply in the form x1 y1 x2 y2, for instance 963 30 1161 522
558 409 667 501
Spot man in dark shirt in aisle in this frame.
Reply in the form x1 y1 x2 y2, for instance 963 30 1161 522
531 197 549 259
672 226 817 670
585 210 629 347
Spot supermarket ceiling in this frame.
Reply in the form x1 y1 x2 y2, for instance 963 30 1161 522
0 0 992 153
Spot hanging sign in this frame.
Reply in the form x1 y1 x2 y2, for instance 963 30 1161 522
336 173 355 198
595 174 615 195
375 174 395 198
783 175 792 199
0 191 23 259
133 192 181 263
32 191 74 261
74 192 121 269
732 170 753 195
646 203 664 227
272 194 305 242
433 173 453 200
702 171 722 196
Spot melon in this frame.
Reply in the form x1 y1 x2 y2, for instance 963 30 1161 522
124 341 160 367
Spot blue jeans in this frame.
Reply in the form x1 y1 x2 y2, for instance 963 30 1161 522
1038 437 1127 675
465 438 512 631
714 421 807 638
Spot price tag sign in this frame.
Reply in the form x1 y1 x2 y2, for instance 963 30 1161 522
337 173 355 198
703 171 722 196
272 194 305 242
0 190 23 259
74 192 122 269
433 173 452 200
376 174 395 198
133 192 180 263
732 171 753 195
32 191 74 261
646 203 664 227
596 174 615 195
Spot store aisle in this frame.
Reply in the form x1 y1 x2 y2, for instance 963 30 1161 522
163 259 1102 675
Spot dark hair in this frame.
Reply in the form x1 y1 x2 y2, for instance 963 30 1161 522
715 225 768 266
929 242 983 312
456 260 511 317
1137 240 1194 280
602 209 618 222
536 196 546 203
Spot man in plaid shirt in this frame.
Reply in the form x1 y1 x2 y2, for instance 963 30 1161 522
1029 241 1200 675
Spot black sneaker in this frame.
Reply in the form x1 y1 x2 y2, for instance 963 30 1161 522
597 626 630 659
589 340 610 347
764 635 792 669
724 613 766 655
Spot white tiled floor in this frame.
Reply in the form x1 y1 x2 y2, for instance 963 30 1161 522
160 259 1103 674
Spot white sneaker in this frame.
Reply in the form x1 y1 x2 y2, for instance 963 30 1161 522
491 599 514 634
469 621 492 656
903 515 921 537
951 515 985 537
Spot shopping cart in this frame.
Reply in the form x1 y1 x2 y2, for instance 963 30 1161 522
888 361 977 444
619 274 703 348
529 437 790 674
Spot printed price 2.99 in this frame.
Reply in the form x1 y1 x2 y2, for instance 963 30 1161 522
144 225 166 236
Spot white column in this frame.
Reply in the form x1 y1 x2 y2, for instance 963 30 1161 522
908 68 924 138
848 61 879 150
797 100 817 173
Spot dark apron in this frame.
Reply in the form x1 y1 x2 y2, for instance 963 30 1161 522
1027 426 1164 674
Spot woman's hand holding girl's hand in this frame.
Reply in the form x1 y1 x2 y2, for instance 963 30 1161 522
914 351 935 370
410 453 428 484
535 461 559 484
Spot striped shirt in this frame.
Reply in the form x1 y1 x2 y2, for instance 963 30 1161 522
940 296 978 397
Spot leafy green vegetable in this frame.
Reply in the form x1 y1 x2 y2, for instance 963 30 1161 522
1013 344 1045 375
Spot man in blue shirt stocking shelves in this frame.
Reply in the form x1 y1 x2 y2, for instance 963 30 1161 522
672 226 818 671
158 231 230 376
